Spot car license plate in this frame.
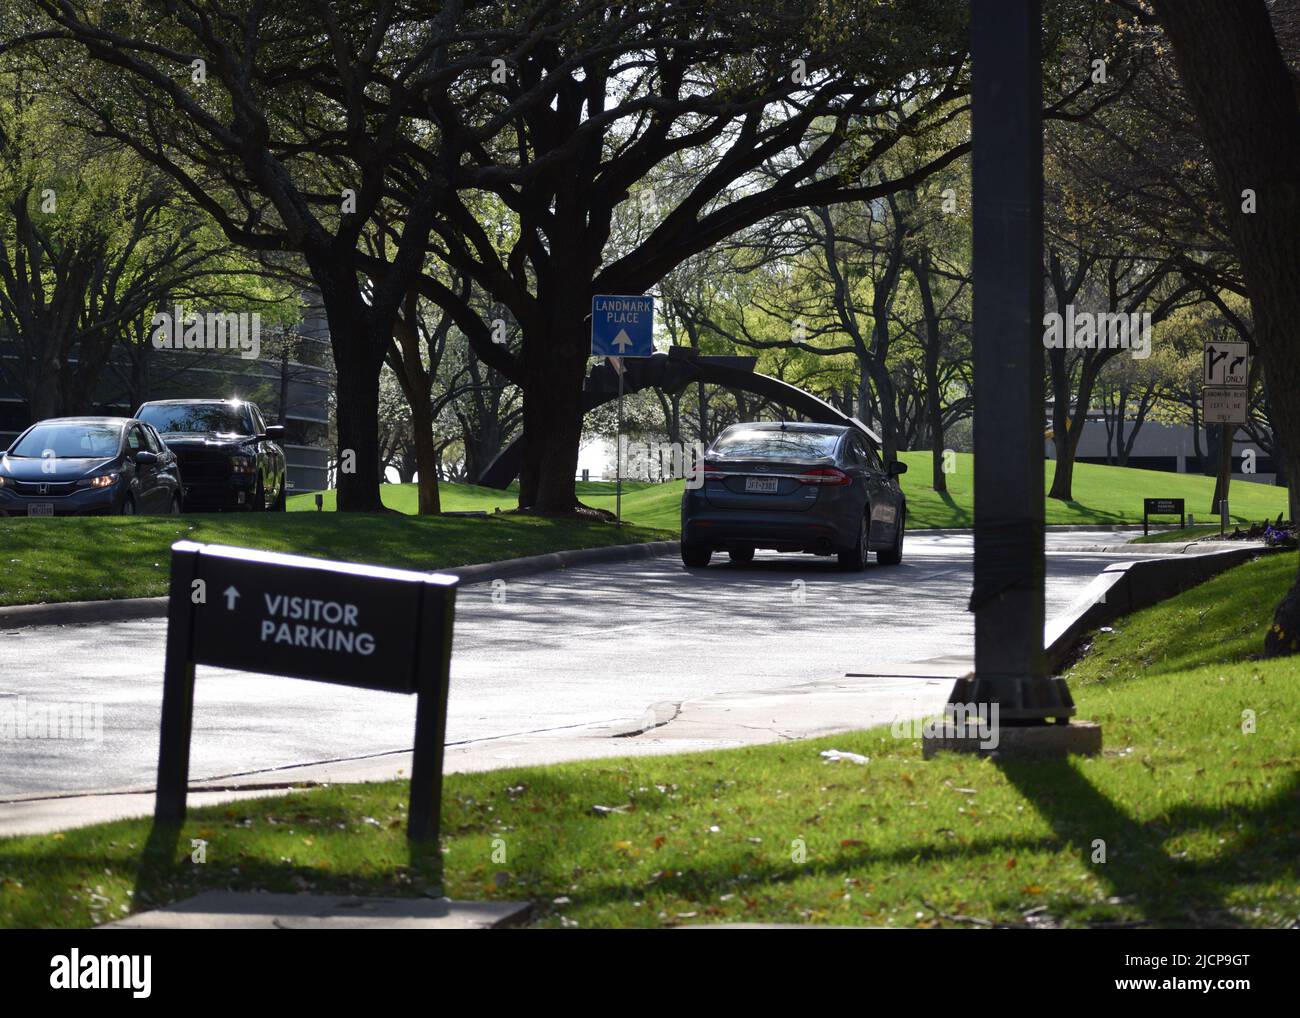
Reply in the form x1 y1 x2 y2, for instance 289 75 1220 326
27 503 54 517
744 476 779 494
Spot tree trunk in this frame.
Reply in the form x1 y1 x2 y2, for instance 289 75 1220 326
26 331 64 421
1114 386 1129 465
312 262 386 512
1047 354 1108 501
279 343 291 423
397 447 417 484
1201 420 1220 477
409 400 442 515
930 407 946 492
1155 0 1300 656
914 251 947 492
1210 424 1233 515
862 360 900 462
1048 428 1077 502
1190 393 1205 468
131 342 150 413
697 380 709 448
332 340 386 511
517 317 588 513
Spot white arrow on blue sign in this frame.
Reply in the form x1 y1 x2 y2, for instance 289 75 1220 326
591 294 654 358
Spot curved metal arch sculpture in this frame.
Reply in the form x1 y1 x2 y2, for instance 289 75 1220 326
477 345 880 490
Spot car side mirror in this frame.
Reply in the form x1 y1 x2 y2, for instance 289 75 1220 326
265 425 286 440
887 460 908 476
135 450 159 466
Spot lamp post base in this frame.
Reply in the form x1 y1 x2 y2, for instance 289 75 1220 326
945 672 1077 725
924 671 1100 758
923 719 1102 759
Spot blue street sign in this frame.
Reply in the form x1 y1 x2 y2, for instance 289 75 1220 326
591 294 654 357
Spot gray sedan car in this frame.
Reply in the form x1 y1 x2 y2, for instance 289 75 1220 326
680 422 907 569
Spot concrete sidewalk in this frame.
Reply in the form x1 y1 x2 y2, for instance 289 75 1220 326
0 662 962 838
100 891 530 929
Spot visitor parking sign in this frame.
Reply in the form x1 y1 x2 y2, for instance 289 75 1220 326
155 541 458 840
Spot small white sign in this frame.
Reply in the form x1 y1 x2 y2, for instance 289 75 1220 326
1203 386 1248 424
1203 341 1250 386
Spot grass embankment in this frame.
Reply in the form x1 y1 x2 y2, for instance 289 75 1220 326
289 479 682 530
0 513 670 608
895 452 1289 529
3 552 1296 928
294 455 1291 532
2 458 1287 607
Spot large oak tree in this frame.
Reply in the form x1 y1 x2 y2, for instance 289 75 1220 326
1152 0 1300 655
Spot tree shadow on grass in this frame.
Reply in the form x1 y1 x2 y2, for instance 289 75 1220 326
471 763 1300 927
115 797 448 917
994 760 1299 927
9 760 1292 928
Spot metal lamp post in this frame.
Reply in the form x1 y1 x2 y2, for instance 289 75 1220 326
935 0 1087 745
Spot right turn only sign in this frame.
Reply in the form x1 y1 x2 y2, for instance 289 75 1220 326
1202 341 1249 424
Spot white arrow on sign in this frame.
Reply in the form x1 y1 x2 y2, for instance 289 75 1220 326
223 586 240 610
612 328 633 352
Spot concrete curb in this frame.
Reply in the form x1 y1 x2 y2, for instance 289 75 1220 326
0 539 681 630
451 539 679 585
1049 540 1268 554
923 523 1174 537
1044 545 1281 671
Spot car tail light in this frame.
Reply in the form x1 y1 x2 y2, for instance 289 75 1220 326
796 467 851 486
703 461 727 480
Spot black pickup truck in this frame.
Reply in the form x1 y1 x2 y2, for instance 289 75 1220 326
134 399 288 511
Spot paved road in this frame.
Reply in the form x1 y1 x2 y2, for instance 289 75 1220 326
2 532 1145 795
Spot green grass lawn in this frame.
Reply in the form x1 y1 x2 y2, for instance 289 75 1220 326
0 514 670 608
297 455 1290 533
2 457 1287 609
290 479 684 530
896 451 1289 529
4 552 1296 928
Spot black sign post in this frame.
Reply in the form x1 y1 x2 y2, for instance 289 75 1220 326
1142 498 1186 536
155 541 457 841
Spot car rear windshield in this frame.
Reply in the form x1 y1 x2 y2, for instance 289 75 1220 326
711 429 841 460
139 404 252 436
8 423 122 459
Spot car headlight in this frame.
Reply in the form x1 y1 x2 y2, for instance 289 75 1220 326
78 473 119 489
0 475 8 487
230 456 256 474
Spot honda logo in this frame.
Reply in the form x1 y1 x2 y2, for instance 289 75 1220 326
38 483 48 495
